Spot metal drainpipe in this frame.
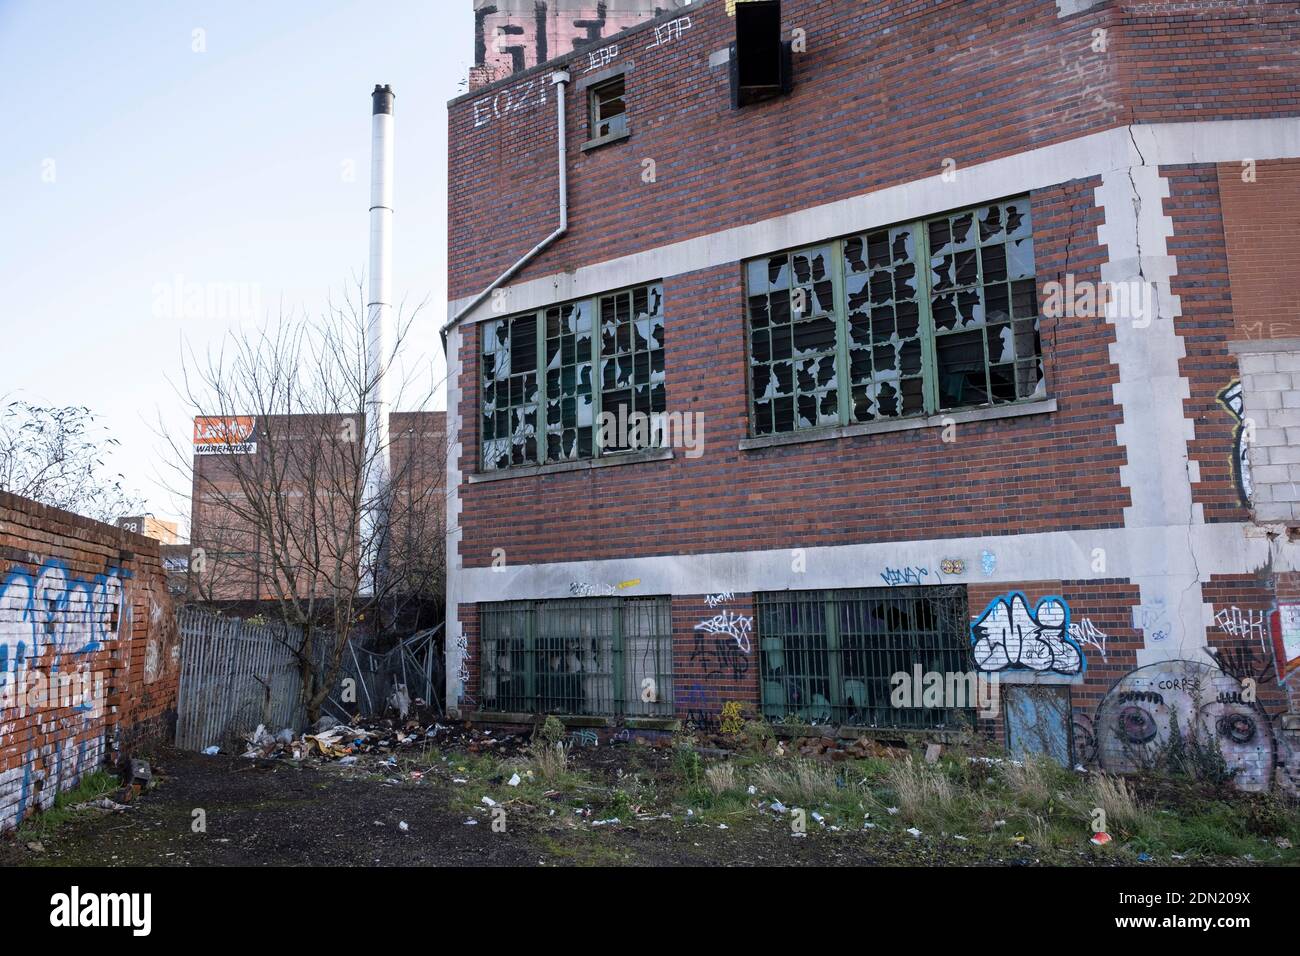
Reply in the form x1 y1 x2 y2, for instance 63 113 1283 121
440 69 570 351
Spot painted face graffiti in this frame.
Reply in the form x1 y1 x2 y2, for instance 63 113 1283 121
1094 661 1276 792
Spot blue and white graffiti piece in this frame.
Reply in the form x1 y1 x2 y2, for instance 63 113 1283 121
971 592 1084 675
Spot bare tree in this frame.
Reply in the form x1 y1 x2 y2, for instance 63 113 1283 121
160 282 449 722
0 399 146 522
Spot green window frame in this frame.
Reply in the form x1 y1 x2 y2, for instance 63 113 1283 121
756 586 972 729
479 597 674 717
745 197 1043 436
481 282 665 471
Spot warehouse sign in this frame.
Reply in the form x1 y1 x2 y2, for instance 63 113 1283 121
194 416 257 455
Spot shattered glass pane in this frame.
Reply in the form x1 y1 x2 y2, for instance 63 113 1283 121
931 199 1041 412
842 226 925 423
746 246 841 434
598 283 666 453
481 314 541 470
544 302 593 463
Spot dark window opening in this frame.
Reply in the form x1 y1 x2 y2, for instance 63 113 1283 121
588 76 627 142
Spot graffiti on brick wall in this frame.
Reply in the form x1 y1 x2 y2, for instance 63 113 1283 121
1217 381 1253 507
1091 659 1296 794
1068 618 1108 663
645 15 691 50
971 593 1083 675
0 558 129 686
692 597 752 682
0 557 138 831
679 683 721 733
1214 605 1268 648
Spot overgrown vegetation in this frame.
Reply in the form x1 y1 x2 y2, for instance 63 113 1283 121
423 719 1300 865
15 771 119 843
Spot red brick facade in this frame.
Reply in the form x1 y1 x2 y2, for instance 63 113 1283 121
445 0 1300 795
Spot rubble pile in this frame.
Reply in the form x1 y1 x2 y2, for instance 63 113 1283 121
228 716 527 765
787 735 911 762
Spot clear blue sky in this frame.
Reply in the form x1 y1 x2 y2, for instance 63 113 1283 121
0 0 474 529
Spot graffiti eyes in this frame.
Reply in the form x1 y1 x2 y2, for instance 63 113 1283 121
1216 713 1256 744
1117 706 1158 744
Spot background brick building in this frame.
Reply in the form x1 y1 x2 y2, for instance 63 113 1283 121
444 0 1300 795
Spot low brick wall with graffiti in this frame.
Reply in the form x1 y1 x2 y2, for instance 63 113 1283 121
0 491 180 832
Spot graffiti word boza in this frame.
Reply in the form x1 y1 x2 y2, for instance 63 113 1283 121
971 592 1082 675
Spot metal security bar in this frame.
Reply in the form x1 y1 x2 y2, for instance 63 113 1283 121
479 597 673 717
756 586 971 729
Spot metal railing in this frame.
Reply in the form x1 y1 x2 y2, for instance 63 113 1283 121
756 586 972 729
479 597 673 718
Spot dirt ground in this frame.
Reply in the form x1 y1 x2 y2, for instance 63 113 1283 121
0 743 1261 868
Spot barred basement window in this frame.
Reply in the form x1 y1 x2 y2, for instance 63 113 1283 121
756 586 972 729
745 197 1043 435
479 597 673 717
481 282 665 471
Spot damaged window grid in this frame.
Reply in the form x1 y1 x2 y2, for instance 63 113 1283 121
744 197 1044 436
478 597 673 718
928 199 1042 408
756 586 972 730
481 313 540 470
599 284 666 452
545 301 595 463
747 245 840 434
481 283 665 470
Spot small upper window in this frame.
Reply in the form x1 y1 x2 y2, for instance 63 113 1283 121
588 76 627 143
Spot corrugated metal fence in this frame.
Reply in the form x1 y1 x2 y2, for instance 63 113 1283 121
174 607 445 752
174 607 304 751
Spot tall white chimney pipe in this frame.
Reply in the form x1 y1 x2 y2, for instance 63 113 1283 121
362 83 394 599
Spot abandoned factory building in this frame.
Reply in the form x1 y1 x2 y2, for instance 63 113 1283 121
443 0 1300 794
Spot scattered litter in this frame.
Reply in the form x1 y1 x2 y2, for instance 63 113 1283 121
1090 832 1112 846
481 796 497 807
886 807 899 815
746 785 757 795
1276 837 1293 849
770 801 788 815
953 835 968 841
906 827 922 838
202 746 220 756
992 819 1007 828
26 841 44 854
718 824 728 830
71 797 131 814
507 773 521 787
398 821 409 832
862 821 876 830
1137 852 1150 862
591 818 619 826
811 812 825 826
464 819 478 826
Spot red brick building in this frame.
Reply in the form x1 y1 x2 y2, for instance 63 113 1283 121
443 0 1300 794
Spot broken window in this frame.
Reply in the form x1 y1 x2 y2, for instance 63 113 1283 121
481 313 540 470
588 76 627 142
744 197 1044 435
599 284 666 452
747 245 840 434
481 283 665 471
756 587 971 729
479 597 673 718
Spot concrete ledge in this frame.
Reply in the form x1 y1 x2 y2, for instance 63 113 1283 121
738 399 1057 451
468 447 673 483
1226 338 1300 355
